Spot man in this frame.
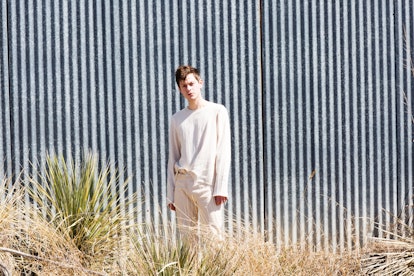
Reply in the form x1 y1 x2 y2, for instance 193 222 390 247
167 65 231 240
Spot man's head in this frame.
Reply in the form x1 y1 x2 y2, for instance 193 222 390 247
175 65 202 86
175 65 203 103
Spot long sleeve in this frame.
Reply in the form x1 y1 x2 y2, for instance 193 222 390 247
213 106 231 197
167 119 180 204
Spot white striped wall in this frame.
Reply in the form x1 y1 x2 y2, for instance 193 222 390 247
0 0 413 251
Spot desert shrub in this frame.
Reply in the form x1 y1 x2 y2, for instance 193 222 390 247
28 151 136 259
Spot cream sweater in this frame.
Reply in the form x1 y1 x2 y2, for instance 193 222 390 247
167 101 231 204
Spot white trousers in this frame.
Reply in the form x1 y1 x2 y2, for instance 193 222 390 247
174 173 224 241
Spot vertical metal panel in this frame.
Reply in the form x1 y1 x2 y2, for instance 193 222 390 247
0 0 12 180
263 0 414 250
1 0 413 252
402 0 414 233
357 0 367 252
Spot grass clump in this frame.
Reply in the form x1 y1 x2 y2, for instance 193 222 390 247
0 177 100 275
28 151 136 270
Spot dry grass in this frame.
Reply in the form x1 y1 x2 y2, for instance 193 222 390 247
0 179 362 275
0 178 100 275
0 154 378 275
126 221 361 275
0 173 362 275
361 223 414 275
274 247 361 275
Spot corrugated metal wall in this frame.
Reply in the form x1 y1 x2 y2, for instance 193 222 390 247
1 0 413 251
262 0 414 251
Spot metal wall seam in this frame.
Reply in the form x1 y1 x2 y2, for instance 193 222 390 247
373 0 383 238
55 1 64 155
120 0 130 196
262 0 273 243
129 1 142 225
86 0 103 216
279 0 288 246
253 0 265 237
245 0 254 232
96 0 108 200
252 0 263 234
366 0 376 240
270 0 279 246
69 0 80 164
152 0 161 225
1 0 10 179
311 0 322 251
155 0 163 227
45 1 53 153
388 0 399 236
341 0 352 251
101 0 113 205
220 0 233 233
158 0 168 228
319 0 329 252
121 0 133 221
19 0 29 183
36 0 46 170
294 0 306 249
349 0 358 248
327 0 337 252
27 0 37 169
227 0 241 236
381 0 391 236
137 1 147 224
328 0 337 248
0 0 3 176
395 0 405 236
161 0 175 228
350 0 360 248
136 1 149 224
9 1 20 180
407 0 414 231
304 0 314 249
357 0 368 247
6 1 14 176
79 1 89 158
62 0 71 159
239 0 250 234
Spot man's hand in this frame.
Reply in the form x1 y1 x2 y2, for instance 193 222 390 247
214 196 228 206
168 203 176 211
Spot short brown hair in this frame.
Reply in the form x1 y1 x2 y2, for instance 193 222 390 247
175 65 202 85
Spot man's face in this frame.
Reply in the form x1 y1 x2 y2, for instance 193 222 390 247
178 73 203 102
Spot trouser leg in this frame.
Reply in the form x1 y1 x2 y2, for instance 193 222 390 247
194 184 224 241
174 173 224 242
174 175 198 242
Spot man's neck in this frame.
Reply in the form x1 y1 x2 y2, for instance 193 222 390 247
188 98 207 110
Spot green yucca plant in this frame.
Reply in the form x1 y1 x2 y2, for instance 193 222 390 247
29 151 135 257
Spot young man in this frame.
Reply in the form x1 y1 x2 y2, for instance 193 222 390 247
167 65 231 240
